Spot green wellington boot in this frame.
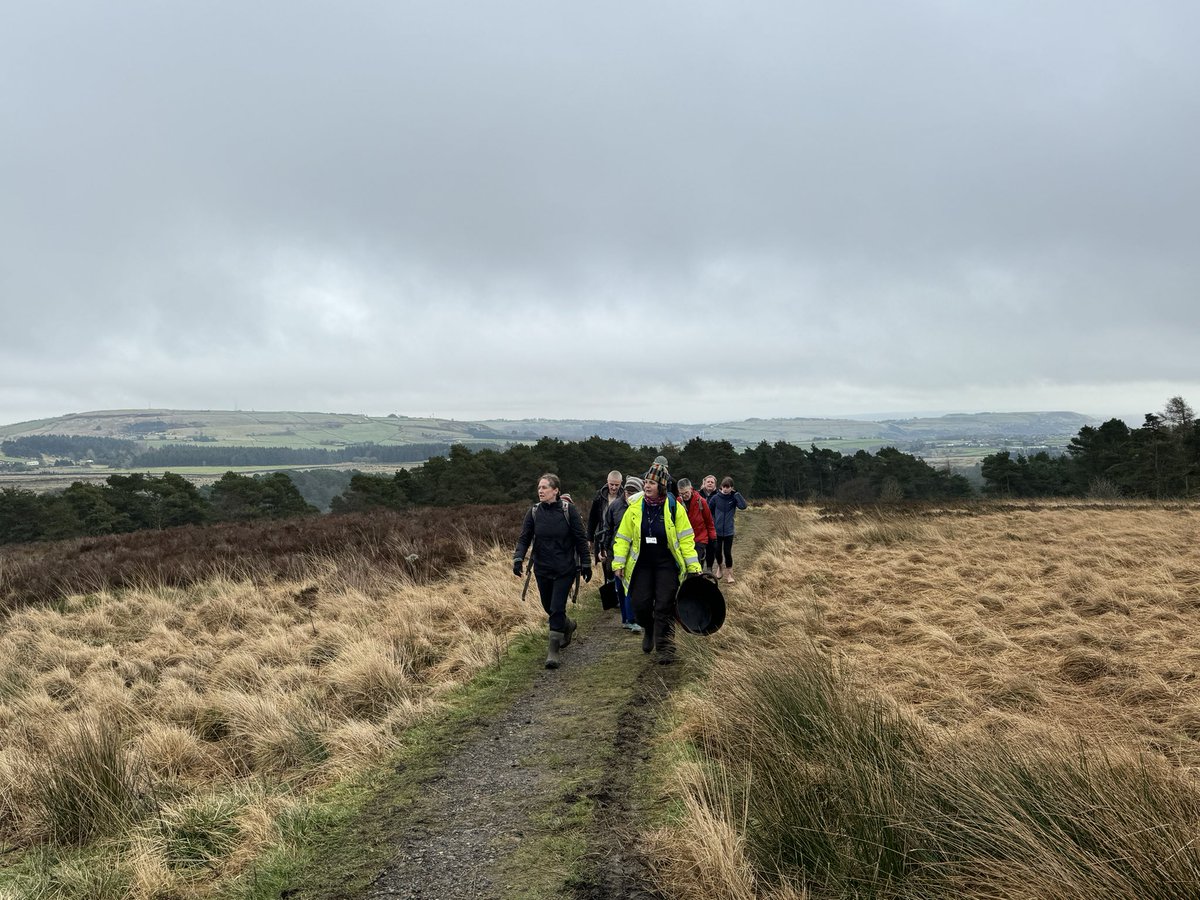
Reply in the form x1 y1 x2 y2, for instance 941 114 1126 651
545 631 565 669
561 617 577 648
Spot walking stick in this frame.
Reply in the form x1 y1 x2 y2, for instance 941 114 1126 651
521 559 533 602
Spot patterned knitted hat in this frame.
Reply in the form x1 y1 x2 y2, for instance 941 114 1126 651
644 462 669 488
624 475 644 491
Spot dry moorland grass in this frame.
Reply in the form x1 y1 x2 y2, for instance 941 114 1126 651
782 502 1200 759
651 500 1200 900
0 541 541 897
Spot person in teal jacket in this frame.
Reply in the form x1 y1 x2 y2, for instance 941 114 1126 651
611 462 701 663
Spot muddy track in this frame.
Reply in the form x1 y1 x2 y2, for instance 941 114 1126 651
359 511 766 900
570 659 681 900
363 613 679 900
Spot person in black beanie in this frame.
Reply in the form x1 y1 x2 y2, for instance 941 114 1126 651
513 473 591 669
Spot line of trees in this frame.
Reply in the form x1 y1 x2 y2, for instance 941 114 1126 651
0 472 316 545
980 397 1199 499
0 436 491 468
7 397 1193 548
1 435 140 465
330 436 972 513
0 437 970 545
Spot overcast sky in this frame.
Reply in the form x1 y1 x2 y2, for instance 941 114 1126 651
2 2 1198 426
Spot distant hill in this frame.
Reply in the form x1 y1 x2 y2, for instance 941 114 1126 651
1 408 1101 454
0 409 513 450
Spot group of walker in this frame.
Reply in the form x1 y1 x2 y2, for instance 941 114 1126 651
513 458 746 670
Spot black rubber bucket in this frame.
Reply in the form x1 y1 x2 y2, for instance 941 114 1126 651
675 575 726 635
598 579 621 610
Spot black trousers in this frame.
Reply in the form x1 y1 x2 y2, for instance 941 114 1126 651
535 572 574 632
629 557 680 650
715 535 735 569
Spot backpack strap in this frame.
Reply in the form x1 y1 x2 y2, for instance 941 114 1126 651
528 499 574 557
530 499 572 522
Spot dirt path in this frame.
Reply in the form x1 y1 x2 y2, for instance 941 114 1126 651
362 609 679 899
348 510 768 900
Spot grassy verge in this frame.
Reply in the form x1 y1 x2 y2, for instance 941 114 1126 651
232 593 639 900
0 623 553 900
221 620 556 900
654 640 1200 900
0 542 546 899
647 503 1200 900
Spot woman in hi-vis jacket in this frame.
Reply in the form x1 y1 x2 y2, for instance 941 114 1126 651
611 462 700 663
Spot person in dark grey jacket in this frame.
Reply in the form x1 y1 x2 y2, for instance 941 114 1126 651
513 473 591 669
706 476 747 583
587 470 624 583
601 475 644 632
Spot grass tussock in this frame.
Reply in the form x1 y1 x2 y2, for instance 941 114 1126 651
656 500 1200 899
659 641 1200 900
0 525 542 898
34 715 147 846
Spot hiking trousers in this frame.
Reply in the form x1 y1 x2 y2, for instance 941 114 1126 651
715 535 735 569
629 557 679 651
535 572 574 633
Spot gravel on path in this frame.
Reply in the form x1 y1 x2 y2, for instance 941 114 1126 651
364 609 679 900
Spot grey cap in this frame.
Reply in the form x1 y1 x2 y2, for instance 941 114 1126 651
624 475 644 491
653 455 669 468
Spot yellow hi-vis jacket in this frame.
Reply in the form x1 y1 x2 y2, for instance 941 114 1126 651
611 493 702 585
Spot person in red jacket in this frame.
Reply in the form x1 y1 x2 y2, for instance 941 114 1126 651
676 478 717 573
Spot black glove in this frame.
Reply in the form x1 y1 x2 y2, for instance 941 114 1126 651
513 559 523 577
579 565 592 583
686 570 701 579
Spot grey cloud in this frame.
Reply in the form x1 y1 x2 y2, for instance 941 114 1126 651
2 1 1198 425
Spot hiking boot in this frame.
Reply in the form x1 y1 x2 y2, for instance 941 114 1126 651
641 628 654 653
561 617 577 648
657 643 677 665
545 631 564 669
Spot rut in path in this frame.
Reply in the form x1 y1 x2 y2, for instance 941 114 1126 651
363 610 684 900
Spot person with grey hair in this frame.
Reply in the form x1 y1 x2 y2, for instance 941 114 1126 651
677 477 717 573
587 469 624 585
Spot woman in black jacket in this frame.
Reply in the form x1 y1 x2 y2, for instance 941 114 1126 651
513 473 591 669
